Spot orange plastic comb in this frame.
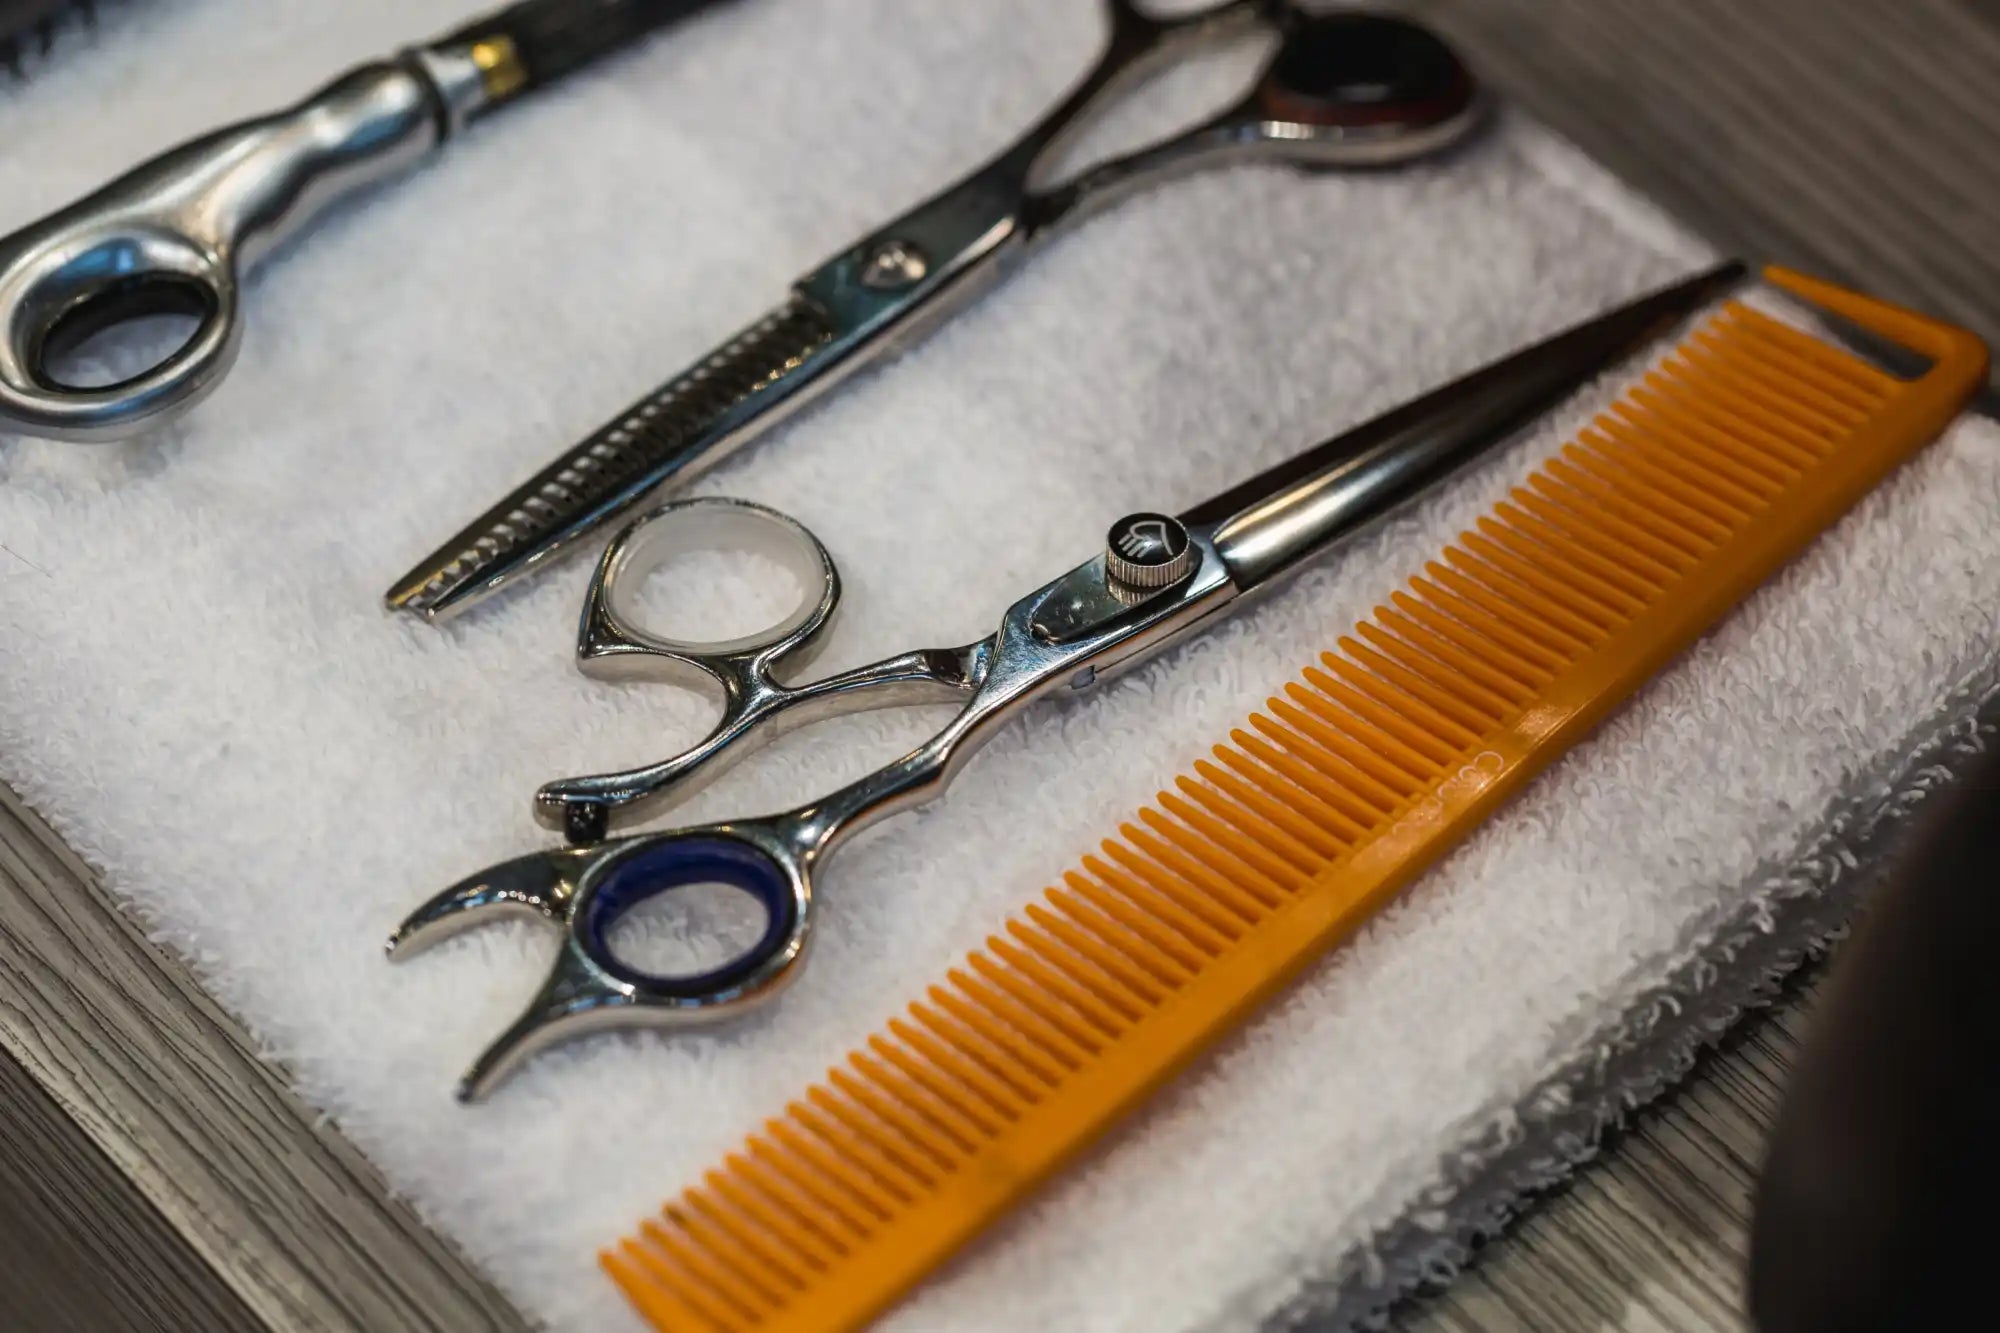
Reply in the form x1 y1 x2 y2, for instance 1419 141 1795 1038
604 267 1986 1333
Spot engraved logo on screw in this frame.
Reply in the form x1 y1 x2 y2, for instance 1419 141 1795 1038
1105 512 1195 594
1116 519 1175 561
859 239 929 290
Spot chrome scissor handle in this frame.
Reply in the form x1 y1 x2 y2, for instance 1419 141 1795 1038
388 824 814 1101
538 497 841 841
538 496 986 841
0 59 449 442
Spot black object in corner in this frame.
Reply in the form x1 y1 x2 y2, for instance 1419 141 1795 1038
1749 738 2000 1331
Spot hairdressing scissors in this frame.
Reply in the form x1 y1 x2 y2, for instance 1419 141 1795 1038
0 0 734 442
387 262 1744 1099
384 3 1488 622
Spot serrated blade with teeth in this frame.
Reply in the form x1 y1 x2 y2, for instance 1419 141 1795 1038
385 296 837 622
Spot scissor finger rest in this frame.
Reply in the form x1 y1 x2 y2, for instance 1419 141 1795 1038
391 828 814 1101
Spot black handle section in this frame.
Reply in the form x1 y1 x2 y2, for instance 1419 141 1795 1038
434 0 735 92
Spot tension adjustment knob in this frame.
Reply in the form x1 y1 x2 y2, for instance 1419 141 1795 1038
1105 512 1196 593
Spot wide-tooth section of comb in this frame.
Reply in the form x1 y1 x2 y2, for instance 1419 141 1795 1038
606 268 1985 1333
386 297 832 618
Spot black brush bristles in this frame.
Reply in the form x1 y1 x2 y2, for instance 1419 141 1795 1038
432 0 733 93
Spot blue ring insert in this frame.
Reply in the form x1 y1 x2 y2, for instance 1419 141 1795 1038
579 836 798 995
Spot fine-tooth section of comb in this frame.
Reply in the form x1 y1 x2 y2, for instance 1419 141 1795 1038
386 297 833 619
605 268 1986 1333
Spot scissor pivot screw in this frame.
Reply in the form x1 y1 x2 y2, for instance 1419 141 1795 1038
859 239 928 290
1106 513 1195 596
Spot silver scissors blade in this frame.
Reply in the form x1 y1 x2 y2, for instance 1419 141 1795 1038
384 5 1487 621
1187 261 1750 589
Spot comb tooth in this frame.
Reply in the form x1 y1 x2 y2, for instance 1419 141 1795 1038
1421 558 1581 663
1231 725 1388 829
791 1096 929 1203
964 948 1112 1056
1155 790 1308 895
638 1218 768 1324
1211 741 1373 844
925 984 1066 1089
721 1152 852 1259
1717 311 1890 410
1690 330 1870 430
746 1133 875 1241
991 930 1134 1036
1645 367 1817 476
1046 882 1196 985
1457 530 1628 633
1727 303 1898 393
1441 543 1615 652
670 1192 797 1304
1595 411 1773 514
1368 600 1536 704
1576 428 1748 531
1296 661 1471 759
1522 476 1702 579
600 1245 713 1333
1171 775 1324 874
1282 676 1456 774
693 1174 820 1286
1668 353 1837 458
1101 838 1255 939
706 1168 830 1278
1484 510 1656 616
1340 632 1523 731
1388 588 1554 693
964 954 1105 1057
1254 720 1414 835
1538 461 1710 562
1405 572 1568 675
1516 483 1685 585
1252 707 1412 807
1129 813 1280 918
951 964 1094 1067
1360 612 1528 712
764 1117 895 1228
1024 902 1171 1005
861 1047 990 1158
1080 856 1233 957
1558 444 1730 549
834 1059 972 1166
751 1134 876 1243
1061 870 1213 969
1192 758 1346 860
1301 667 1478 776
901 1005 1041 1109
613 1235 742 1332
870 1034 1006 1138
1683 335 1857 435
1621 392 1790 497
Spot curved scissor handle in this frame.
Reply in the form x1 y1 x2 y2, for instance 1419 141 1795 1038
0 60 445 442
0 220 242 442
388 826 813 1101
541 496 984 842
1023 7 1484 233
542 497 841 841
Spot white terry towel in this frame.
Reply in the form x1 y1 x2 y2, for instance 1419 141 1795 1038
2 2 1995 1330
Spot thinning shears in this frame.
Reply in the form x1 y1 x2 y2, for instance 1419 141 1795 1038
385 3 1488 621
387 262 1744 1099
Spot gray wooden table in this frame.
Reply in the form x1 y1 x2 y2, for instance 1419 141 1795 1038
4 1 1996 1328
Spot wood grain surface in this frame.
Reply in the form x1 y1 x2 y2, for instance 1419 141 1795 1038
3 0 1996 1329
